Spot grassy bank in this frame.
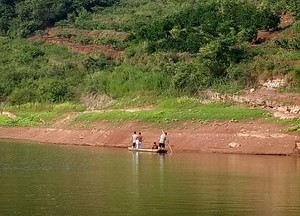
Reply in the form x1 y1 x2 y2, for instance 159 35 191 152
0 98 267 127
0 102 85 127
1 98 299 133
75 104 267 124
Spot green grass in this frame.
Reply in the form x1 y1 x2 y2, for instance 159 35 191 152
288 124 300 132
265 117 300 133
0 102 86 127
3 102 86 113
74 102 267 124
0 112 59 127
0 115 11 125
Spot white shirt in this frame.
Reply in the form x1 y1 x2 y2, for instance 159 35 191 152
132 134 138 143
159 134 166 144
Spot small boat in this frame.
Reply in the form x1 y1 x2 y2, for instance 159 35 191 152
128 147 168 154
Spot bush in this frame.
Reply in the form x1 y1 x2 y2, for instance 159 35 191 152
171 61 213 94
0 0 119 37
84 64 171 98
134 1 280 54
275 38 300 50
95 37 125 50
73 35 93 45
0 37 90 105
56 30 75 39
8 86 38 105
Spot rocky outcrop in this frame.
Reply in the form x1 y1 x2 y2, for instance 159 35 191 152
203 78 300 119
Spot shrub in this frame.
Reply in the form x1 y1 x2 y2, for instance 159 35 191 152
0 0 119 37
73 35 93 44
171 61 213 93
134 1 280 54
275 38 300 50
56 30 75 39
95 37 125 50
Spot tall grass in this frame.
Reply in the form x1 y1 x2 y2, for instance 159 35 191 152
84 64 172 98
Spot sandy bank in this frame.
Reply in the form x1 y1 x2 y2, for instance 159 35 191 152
0 120 299 156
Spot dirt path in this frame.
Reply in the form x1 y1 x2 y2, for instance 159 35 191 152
0 120 299 156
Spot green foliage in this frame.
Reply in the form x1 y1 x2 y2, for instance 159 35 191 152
83 64 171 98
288 124 300 132
83 0 195 32
171 62 213 93
0 102 86 127
134 1 279 53
0 0 299 107
56 30 75 39
258 0 300 19
0 0 119 37
4 102 86 112
0 37 100 105
82 56 114 71
0 112 59 127
157 96 200 109
73 35 93 44
275 38 300 50
95 37 125 50
290 67 300 92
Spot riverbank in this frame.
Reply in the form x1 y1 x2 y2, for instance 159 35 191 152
0 120 299 156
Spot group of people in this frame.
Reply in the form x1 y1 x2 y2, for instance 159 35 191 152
131 130 168 150
131 131 143 149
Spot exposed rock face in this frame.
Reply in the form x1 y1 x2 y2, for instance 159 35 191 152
202 78 300 119
261 79 286 89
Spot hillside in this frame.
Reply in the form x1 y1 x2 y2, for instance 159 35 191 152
0 0 300 133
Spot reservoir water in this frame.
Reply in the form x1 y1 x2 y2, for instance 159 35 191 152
1 140 300 216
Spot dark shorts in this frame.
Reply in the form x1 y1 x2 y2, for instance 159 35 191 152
132 142 136 147
159 143 165 149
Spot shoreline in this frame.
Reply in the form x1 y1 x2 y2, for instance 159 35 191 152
0 120 299 156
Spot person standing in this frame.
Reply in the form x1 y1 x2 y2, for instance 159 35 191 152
159 130 168 149
131 131 138 148
136 132 143 149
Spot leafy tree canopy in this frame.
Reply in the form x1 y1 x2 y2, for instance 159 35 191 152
0 0 119 37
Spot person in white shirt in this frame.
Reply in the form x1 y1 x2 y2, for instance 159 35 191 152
131 131 138 148
159 130 168 149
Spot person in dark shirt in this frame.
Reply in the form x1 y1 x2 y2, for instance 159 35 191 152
136 132 143 149
151 142 158 149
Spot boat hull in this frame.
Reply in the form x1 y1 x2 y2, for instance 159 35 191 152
128 147 167 154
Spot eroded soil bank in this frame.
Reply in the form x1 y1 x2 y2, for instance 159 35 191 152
0 120 300 156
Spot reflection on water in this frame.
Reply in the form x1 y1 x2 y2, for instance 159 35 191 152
1 141 300 216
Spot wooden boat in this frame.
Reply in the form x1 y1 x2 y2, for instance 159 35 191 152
128 147 168 154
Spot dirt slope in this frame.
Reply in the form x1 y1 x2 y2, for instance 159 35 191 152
31 27 127 59
0 120 299 156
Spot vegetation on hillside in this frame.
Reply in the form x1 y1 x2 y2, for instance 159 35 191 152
0 0 299 107
0 0 119 37
0 37 114 104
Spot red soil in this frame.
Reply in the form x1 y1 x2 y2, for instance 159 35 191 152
31 27 127 59
0 120 299 156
